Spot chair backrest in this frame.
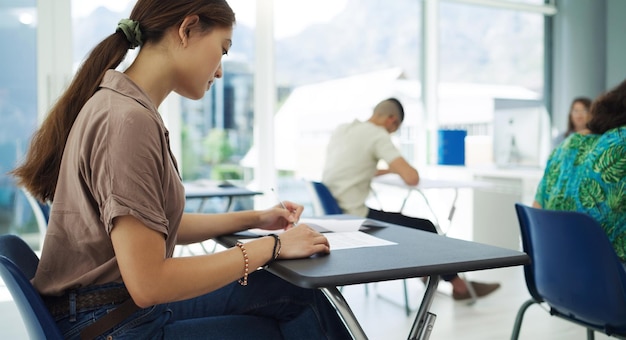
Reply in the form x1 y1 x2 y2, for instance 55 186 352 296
22 189 49 225
306 181 343 215
22 188 50 249
515 203 626 333
0 234 63 339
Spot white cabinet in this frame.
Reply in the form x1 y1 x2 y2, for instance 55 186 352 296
471 168 543 250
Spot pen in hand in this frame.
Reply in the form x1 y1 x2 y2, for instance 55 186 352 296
271 188 298 228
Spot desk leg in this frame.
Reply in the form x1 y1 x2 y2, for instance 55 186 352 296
321 287 369 340
225 197 235 212
446 188 459 229
197 198 208 212
408 275 439 340
399 191 411 212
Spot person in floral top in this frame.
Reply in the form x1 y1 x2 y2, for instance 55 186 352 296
534 79 626 261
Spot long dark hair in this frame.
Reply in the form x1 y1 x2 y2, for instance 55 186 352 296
587 79 626 134
12 0 235 202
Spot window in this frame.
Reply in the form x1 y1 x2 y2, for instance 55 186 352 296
439 3 544 92
0 0 40 246
272 0 422 177
0 0 556 235
438 1 547 165
180 1 256 184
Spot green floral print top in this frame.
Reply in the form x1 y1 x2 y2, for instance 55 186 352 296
535 127 626 260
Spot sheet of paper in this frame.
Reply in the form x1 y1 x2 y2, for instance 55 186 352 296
298 218 366 233
247 218 367 236
243 218 395 250
324 231 397 250
238 231 396 250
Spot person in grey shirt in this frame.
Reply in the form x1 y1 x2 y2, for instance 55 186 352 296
323 98 500 300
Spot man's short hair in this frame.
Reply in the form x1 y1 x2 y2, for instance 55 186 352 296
385 97 404 122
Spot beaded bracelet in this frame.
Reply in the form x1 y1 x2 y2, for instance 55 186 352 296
235 242 249 286
266 234 282 267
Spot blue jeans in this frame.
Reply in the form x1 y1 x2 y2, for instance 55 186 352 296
55 270 351 339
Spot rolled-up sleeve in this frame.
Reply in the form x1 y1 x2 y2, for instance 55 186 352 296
90 105 170 237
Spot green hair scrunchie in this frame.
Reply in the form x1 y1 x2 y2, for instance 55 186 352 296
117 18 143 49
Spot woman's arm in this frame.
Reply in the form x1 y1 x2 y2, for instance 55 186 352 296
176 201 302 245
111 214 328 308
177 211 260 244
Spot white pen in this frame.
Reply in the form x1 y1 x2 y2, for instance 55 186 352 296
271 188 298 228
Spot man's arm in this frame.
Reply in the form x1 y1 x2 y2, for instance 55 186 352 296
388 156 419 186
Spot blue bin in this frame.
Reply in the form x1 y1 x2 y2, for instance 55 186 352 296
437 129 466 165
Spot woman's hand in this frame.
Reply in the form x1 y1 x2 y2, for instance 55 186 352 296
256 200 303 231
277 224 331 258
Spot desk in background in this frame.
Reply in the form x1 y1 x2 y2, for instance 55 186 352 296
183 181 262 213
370 174 495 305
180 181 262 255
219 217 529 340
371 174 493 234
370 167 542 251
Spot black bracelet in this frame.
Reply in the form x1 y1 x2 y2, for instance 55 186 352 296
265 234 281 267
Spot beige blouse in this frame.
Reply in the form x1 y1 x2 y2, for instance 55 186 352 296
33 70 185 296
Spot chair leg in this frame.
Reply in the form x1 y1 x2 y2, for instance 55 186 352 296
511 299 537 340
403 279 411 316
586 328 595 340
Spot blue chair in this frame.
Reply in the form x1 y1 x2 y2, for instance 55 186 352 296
512 204 626 339
306 181 343 215
21 188 50 250
0 234 63 340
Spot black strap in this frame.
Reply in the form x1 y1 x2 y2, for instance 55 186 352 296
79 299 140 340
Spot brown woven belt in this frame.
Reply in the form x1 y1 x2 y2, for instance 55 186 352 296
43 286 131 318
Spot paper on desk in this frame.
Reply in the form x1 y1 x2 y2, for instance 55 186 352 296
299 218 367 233
239 231 396 250
244 218 396 250
325 231 397 250
247 218 367 236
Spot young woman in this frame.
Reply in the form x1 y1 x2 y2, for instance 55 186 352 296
552 96 592 148
11 0 350 339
